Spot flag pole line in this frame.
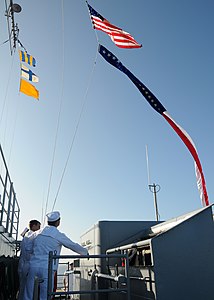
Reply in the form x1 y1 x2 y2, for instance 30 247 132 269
50 1 109 209
43 0 66 221
52 47 99 211
8 84 21 167
46 0 100 215
85 0 100 45
145 144 151 186
0 52 15 133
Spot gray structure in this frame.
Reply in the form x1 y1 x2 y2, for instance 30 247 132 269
0 144 20 256
79 205 214 300
151 205 214 300
0 228 16 256
80 220 160 269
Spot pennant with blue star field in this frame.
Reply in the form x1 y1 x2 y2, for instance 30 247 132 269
98 44 209 207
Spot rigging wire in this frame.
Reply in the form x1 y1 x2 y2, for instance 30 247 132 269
0 38 9 46
41 186 47 224
145 144 151 186
8 88 21 166
51 0 100 211
8 47 24 165
42 0 100 212
85 0 99 45
0 52 15 143
43 0 65 223
51 47 99 211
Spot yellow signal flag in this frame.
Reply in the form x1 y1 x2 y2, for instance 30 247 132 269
19 78 39 100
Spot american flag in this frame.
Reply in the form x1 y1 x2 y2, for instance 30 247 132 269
87 3 142 49
99 44 209 207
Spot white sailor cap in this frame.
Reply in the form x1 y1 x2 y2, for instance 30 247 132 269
46 211 60 222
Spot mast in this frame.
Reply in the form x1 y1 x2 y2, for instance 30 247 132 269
149 183 160 222
4 0 22 55
146 145 161 221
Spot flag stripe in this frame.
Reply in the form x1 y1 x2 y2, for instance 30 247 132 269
162 112 208 206
88 4 142 49
19 50 36 67
98 44 209 206
91 17 121 32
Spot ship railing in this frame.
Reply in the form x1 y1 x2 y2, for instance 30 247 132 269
45 252 131 300
0 144 20 242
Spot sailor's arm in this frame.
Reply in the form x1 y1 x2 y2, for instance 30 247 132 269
57 232 88 255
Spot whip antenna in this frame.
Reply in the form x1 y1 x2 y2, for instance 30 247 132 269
145 144 151 186
146 145 161 221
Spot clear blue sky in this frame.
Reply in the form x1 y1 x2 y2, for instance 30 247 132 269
0 0 213 251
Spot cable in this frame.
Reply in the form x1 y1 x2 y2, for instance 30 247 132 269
52 46 99 211
8 86 20 166
0 38 9 46
145 144 151 186
0 52 15 136
85 0 99 45
50 0 100 211
8 51 22 166
43 0 65 222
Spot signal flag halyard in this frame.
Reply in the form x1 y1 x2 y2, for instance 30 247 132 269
98 44 209 207
19 78 39 100
19 50 36 67
87 3 142 49
21 64 39 82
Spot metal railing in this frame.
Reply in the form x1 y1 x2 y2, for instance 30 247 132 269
0 144 20 241
47 252 131 300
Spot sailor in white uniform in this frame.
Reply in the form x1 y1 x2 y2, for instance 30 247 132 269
18 219 41 300
24 211 88 300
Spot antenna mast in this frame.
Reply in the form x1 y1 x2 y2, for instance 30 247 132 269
146 145 161 221
5 0 22 55
149 183 160 221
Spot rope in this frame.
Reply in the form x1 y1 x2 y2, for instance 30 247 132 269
8 50 23 166
0 52 15 144
145 145 151 186
43 0 65 223
8 92 20 166
85 0 99 45
52 46 99 211
41 0 100 212
51 0 102 210
17 39 27 52
0 38 9 46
